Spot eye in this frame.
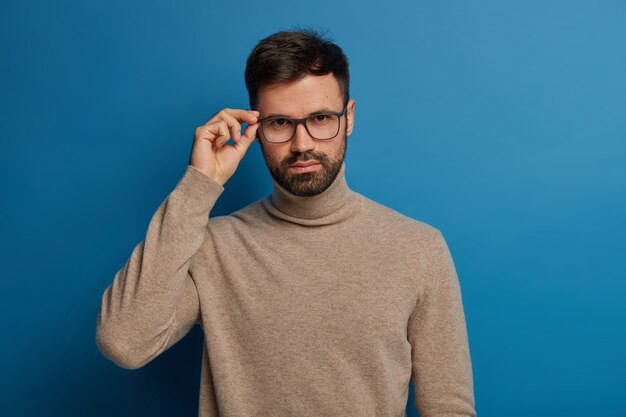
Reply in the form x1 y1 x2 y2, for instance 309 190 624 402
268 118 293 128
309 114 330 125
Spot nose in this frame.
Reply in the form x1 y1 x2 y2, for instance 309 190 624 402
290 122 316 153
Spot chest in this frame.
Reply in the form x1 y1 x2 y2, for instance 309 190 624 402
197 225 421 355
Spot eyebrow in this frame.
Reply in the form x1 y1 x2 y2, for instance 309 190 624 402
263 107 338 119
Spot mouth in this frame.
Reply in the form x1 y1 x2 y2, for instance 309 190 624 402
289 160 322 173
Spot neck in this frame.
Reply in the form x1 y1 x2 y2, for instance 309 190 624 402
263 163 359 225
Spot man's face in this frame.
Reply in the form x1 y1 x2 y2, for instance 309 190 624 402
256 73 355 196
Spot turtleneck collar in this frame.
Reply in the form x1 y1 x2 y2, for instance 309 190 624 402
262 162 360 226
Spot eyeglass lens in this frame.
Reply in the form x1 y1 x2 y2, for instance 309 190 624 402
262 114 340 143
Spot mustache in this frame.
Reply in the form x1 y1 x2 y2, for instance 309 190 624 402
280 151 330 169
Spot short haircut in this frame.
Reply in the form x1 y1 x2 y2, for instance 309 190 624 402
244 28 350 110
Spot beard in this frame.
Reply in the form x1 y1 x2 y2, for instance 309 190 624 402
261 127 347 197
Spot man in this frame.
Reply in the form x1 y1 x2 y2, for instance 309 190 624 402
96 29 476 417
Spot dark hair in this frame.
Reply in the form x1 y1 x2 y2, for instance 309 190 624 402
244 28 350 110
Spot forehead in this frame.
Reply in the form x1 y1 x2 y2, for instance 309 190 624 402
257 73 344 117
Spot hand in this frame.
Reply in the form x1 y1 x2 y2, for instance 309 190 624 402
189 108 260 186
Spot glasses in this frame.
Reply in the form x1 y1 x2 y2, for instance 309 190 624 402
257 106 347 143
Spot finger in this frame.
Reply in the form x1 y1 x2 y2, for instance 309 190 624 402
232 112 260 144
226 110 260 139
235 122 259 158
241 110 260 124
196 122 224 143
215 110 243 142
224 108 260 123
207 108 259 124
214 121 230 147
198 121 230 148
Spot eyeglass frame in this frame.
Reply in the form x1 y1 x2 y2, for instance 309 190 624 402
256 105 348 144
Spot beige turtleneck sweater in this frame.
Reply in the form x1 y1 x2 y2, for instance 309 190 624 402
96 163 476 417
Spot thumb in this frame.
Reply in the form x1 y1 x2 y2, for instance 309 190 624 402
235 123 259 159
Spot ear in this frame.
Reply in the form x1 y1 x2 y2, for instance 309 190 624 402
346 99 356 136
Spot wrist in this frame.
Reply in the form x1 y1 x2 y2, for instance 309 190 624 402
188 165 226 187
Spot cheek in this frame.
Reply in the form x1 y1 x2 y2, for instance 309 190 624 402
321 140 344 157
262 144 289 164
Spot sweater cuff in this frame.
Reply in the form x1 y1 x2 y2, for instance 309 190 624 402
171 165 225 212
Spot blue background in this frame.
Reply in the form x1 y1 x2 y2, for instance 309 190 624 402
1 1 625 416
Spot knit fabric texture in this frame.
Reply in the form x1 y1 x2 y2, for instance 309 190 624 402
96 163 476 417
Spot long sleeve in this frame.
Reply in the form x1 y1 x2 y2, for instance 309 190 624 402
407 230 476 416
96 165 224 369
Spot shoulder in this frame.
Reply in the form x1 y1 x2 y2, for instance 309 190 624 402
356 193 442 238
206 198 268 232
196 199 268 256
352 192 451 261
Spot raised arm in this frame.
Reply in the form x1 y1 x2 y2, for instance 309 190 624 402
96 108 259 369
95 165 223 369
407 230 476 416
